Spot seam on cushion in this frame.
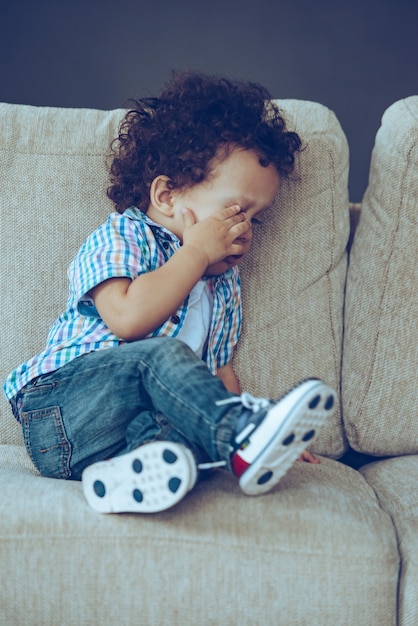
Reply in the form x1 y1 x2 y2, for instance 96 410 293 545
326 149 339 385
359 476 402 623
0 533 398 559
355 139 417 423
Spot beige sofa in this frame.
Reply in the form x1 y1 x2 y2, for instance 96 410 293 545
0 95 417 626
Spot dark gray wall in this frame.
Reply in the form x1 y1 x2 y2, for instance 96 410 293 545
1 0 417 200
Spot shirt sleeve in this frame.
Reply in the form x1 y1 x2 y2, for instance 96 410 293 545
212 268 242 371
69 212 154 318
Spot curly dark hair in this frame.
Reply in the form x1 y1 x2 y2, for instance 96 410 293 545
107 71 302 214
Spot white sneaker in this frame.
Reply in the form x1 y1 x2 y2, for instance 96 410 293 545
221 378 337 496
82 441 197 514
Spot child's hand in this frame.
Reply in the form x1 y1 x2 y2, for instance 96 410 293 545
181 205 251 268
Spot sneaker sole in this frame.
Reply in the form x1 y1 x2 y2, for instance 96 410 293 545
238 380 337 496
82 441 197 514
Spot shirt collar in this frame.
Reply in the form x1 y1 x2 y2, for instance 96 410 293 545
123 206 179 243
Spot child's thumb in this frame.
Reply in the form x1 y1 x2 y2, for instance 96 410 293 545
181 207 196 226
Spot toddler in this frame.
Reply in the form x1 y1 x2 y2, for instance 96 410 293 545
3 71 337 514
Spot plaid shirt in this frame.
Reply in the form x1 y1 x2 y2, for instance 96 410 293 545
4 208 241 402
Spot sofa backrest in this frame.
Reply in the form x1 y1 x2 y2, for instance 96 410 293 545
0 100 350 456
343 95 418 456
0 104 123 445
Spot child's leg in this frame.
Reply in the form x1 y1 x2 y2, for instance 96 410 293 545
16 337 235 480
16 337 336 512
78 339 336 513
15 337 240 512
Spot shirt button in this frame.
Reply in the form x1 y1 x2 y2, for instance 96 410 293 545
163 241 170 250
171 315 181 324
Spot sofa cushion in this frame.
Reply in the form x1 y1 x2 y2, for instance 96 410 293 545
0 447 399 625
361 456 418 626
0 103 123 445
342 96 418 455
0 100 350 458
234 99 350 458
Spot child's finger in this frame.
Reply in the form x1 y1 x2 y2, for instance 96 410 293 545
229 219 251 238
215 204 242 220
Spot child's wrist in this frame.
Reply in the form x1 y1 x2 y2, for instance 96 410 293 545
180 243 209 273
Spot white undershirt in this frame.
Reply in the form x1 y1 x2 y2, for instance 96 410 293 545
176 280 213 359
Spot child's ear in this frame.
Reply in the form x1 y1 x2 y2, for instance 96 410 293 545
149 175 175 217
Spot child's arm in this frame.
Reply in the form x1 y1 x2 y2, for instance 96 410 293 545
92 205 249 341
216 363 241 394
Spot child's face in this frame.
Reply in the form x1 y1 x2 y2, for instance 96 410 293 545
170 148 280 274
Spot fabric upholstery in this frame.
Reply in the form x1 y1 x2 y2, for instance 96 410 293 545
0 100 350 457
0 104 123 446
342 96 418 456
1 446 399 626
234 99 350 457
361 457 418 626
0 98 405 626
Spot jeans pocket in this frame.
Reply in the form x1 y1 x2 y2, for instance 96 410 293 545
21 406 71 479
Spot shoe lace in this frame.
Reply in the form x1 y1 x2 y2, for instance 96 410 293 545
205 394 271 469
216 392 270 413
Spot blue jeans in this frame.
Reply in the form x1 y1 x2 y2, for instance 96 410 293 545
11 338 242 480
